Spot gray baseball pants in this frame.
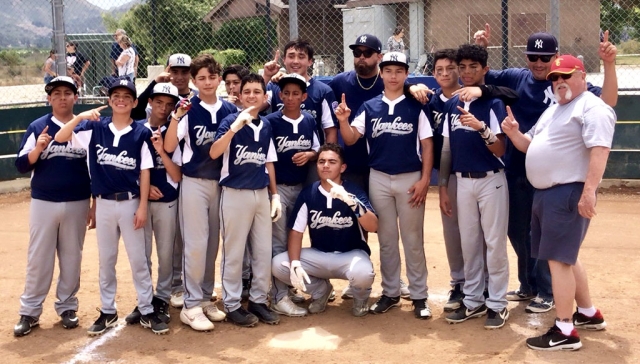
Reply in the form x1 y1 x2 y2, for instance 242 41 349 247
144 200 178 302
180 176 221 309
456 171 509 311
19 198 89 317
96 197 154 315
272 183 303 256
441 173 465 286
369 169 428 300
272 248 375 302
220 187 272 312
171 221 183 294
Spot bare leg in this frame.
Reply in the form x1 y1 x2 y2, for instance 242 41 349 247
572 258 593 309
548 260 575 320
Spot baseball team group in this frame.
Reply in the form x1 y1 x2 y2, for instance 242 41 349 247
14 23 618 352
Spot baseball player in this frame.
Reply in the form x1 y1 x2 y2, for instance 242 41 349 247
439 45 509 329
163 54 237 332
429 49 518 311
335 52 434 320
13 76 92 337
210 73 282 327
54 79 169 336
473 26 618 313
502 55 613 351
262 39 338 146
124 83 182 326
271 144 377 317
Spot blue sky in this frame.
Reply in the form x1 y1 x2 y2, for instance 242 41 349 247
86 0 134 10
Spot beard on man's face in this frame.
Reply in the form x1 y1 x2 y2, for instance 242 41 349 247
355 61 378 77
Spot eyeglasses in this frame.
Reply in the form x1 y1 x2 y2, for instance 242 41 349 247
548 72 576 82
527 54 553 63
65 44 71 47
353 48 375 58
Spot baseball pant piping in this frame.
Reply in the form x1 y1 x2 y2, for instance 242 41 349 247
144 200 178 302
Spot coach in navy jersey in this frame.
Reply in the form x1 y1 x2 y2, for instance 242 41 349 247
263 39 337 146
124 83 182 326
55 79 169 336
439 45 509 329
336 52 434 320
272 144 377 317
210 73 281 327
471 27 618 313
14 77 92 337
163 54 236 332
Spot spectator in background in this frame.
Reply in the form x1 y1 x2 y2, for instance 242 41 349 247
115 36 136 82
111 29 139 79
43 50 56 84
387 26 405 53
65 41 90 85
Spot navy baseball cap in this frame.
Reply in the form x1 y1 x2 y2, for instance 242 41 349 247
278 73 308 93
108 79 137 100
45 76 78 95
525 32 558 55
379 52 409 70
349 34 382 53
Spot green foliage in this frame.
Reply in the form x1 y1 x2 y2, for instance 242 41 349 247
212 17 277 66
0 50 25 67
198 48 247 68
619 39 640 54
601 1 640 44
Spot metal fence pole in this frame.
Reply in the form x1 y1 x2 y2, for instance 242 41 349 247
51 0 67 77
290 0 299 40
501 0 509 69
550 0 560 44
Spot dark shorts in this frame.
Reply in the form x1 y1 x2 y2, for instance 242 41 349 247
530 182 591 265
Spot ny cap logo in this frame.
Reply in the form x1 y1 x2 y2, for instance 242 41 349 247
390 54 398 62
177 56 185 64
120 80 129 86
535 39 544 49
162 85 171 93
359 35 367 43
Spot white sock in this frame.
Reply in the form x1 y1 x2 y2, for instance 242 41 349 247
556 320 574 336
578 306 597 317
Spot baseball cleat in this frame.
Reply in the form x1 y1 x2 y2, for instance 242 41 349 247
341 285 354 300
573 309 607 330
200 301 226 322
248 301 280 325
369 295 401 314
87 309 118 336
400 280 411 299
14 315 39 337
170 291 184 308
484 308 509 329
444 284 464 312
506 289 535 301
180 306 214 331
61 310 79 329
225 307 259 327
412 299 432 320
125 306 142 325
152 297 171 324
140 312 170 335
309 283 334 314
288 287 306 304
445 303 487 324
352 297 370 317
525 296 555 313
526 325 582 351
241 279 251 302
272 296 308 317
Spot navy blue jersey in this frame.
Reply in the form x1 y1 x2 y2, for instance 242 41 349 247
141 121 181 203
176 96 237 180
268 77 338 145
16 114 91 202
442 95 506 173
289 180 374 255
216 114 277 190
329 71 384 174
485 68 602 176
265 110 320 186
351 95 433 175
428 89 450 170
72 117 154 196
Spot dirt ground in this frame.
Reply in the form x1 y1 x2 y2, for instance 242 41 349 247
0 188 638 364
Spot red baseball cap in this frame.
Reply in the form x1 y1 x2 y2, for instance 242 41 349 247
546 55 585 80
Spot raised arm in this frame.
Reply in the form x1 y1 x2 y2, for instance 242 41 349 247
598 30 618 107
55 106 107 143
334 93 362 146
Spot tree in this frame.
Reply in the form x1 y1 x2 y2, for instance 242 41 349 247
601 1 640 44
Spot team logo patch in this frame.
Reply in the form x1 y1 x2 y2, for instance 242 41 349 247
331 101 339 112
535 39 544 49
309 210 353 229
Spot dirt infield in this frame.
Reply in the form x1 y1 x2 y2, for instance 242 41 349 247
0 189 638 363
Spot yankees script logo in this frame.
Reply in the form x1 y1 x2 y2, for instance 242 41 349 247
154 153 165 170
371 117 413 138
449 113 475 132
193 125 215 146
432 110 444 129
309 210 353 229
234 145 266 166
96 144 137 170
276 135 311 153
40 142 86 160
276 103 318 120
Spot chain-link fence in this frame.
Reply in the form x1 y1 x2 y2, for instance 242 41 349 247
2 0 640 107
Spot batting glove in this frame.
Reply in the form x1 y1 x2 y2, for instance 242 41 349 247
327 179 366 217
230 106 256 133
271 194 282 222
288 260 310 292
171 97 192 121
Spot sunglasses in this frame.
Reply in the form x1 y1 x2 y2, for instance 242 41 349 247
549 73 576 82
353 48 375 58
527 54 553 63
